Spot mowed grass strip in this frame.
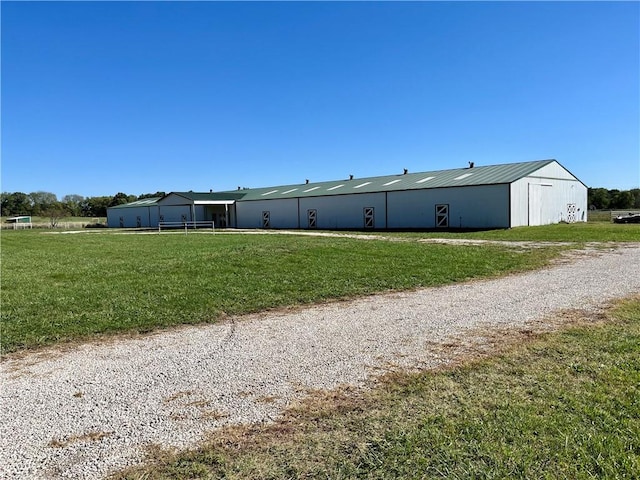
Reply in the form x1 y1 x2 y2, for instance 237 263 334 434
383 222 640 243
119 297 640 480
1 231 559 353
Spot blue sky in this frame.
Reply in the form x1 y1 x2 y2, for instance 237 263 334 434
2 1 639 198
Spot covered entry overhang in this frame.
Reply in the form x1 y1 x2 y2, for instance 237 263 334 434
156 192 246 228
193 200 237 227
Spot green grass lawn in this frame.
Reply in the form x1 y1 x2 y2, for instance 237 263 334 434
1 230 563 353
382 222 639 243
119 297 640 480
4 225 638 478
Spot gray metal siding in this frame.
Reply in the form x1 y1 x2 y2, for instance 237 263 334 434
387 184 510 229
235 199 299 229
157 205 193 223
235 186 509 230
107 206 153 228
106 209 119 228
298 193 386 230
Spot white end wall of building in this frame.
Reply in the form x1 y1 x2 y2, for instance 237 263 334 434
510 162 587 227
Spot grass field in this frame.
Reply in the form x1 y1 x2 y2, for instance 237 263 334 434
3 225 639 478
1 229 565 353
378 222 639 242
119 296 640 479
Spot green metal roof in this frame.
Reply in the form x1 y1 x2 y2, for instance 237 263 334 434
110 160 566 210
226 159 557 201
109 197 162 209
168 191 247 201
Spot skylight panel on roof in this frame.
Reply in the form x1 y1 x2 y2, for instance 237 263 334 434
303 186 320 192
327 184 344 191
353 182 372 189
262 190 278 196
416 176 434 184
383 179 402 186
454 173 473 180
281 188 298 194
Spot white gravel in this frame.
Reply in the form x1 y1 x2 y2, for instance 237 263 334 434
1 244 639 479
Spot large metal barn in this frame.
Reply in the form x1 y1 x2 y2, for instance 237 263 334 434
107 159 588 230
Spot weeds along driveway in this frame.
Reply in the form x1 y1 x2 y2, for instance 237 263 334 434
1 245 640 480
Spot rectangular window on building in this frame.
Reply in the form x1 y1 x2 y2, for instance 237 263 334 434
262 211 270 228
307 209 317 229
364 207 374 229
435 204 449 228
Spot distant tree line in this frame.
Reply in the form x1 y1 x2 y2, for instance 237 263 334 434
588 188 640 210
0 191 165 218
1 188 638 218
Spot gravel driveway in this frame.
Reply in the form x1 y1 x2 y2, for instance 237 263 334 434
1 244 639 479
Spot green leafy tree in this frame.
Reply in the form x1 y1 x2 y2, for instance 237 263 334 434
62 194 85 217
630 188 640 209
81 196 111 217
42 201 69 228
28 191 58 215
1 192 33 216
108 192 136 207
610 190 633 209
138 191 165 199
588 188 610 209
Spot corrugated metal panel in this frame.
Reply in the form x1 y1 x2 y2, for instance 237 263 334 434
169 192 247 201
510 175 588 227
109 198 162 209
228 160 556 201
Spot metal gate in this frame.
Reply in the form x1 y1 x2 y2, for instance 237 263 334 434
262 211 270 228
567 204 576 223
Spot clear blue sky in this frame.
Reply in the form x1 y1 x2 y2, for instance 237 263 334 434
2 1 639 199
